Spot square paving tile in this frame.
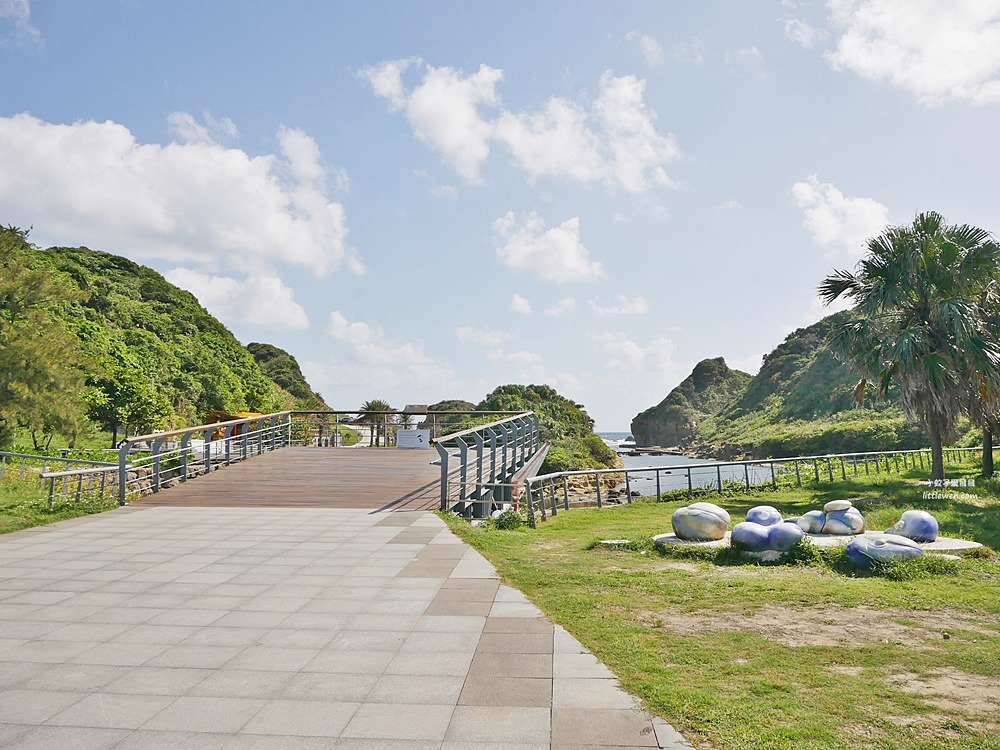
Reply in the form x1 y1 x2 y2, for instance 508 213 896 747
239 699 359 737
445 706 550 745
341 702 454 741
459 676 552 707
47 692 176 729
366 674 465 704
140 696 266 733
550 707 659 747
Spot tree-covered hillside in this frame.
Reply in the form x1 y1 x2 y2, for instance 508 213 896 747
632 313 928 460
630 357 751 446
247 342 328 410
0 226 317 448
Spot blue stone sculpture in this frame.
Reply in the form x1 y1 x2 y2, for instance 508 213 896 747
886 510 939 543
731 521 771 551
795 510 826 534
731 520 805 552
746 505 783 526
768 522 806 551
822 507 865 535
845 534 923 570
672 502 731 541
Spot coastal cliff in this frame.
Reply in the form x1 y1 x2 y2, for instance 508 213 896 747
630 357 750 447
632 313 928 459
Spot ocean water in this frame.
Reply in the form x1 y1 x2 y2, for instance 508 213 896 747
595 432 769 496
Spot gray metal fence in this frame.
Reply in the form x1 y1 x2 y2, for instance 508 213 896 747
115 412 293 504
434 412 543 518
523 446 982 526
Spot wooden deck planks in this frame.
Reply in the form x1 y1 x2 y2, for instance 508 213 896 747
129 446 442 510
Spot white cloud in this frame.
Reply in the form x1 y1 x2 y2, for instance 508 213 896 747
165 268 309 330
486 348 548 380
0 113 364 277
493 211 604 283
592 332 679 376
455 326 513 346
0 0 40 46
826 0 1000 105
782 17 822 47
792 174 890 259
364 61 681 194
544 297 577 316
625 30 664 67
510 293 532 314
361 60 502 182
589 294 649 317
320 311 456 390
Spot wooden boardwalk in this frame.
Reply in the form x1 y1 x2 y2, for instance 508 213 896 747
130 446 442 511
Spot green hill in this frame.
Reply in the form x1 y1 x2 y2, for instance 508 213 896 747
247 342 328 410
0 226 320 449
630 357 751 446
632 313 928 459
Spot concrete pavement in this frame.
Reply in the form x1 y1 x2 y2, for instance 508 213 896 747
0 506 692 749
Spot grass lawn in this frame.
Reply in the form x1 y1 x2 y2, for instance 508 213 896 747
0 474 119 535
443 466 1000 750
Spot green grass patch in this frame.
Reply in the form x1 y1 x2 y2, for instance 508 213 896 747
442 465 1000 749
0 475 119 535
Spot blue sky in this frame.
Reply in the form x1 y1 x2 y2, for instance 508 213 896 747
2 1 999 430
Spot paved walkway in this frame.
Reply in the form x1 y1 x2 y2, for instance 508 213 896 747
0 506 692 749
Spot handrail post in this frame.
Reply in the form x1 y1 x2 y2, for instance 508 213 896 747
436 442 450 509
180 433 191 482
151 437 166 493
457 437 469 510
117 441 131 505
472 431 486 518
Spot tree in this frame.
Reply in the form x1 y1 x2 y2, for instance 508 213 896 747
0 227 88 449
85 367 174 447
358 399 393 447
819 212 1000 480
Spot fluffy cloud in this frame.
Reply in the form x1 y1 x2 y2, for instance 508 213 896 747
363 61 681 194
510 293 532 314
0 113 363 277
493 212 603 283
625 30 664 67
360 59 502 182
826 0 1000 105
589 294 649 317
165 268 309 330
792 174 890 258
320 311 455 389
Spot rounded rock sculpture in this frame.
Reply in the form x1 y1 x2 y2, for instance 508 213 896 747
886 510 939 543
731 520 805 552
746 505 783 526
822 506 865 535
731 521 771 551
671 502 731 541
823 499 854 512
795 510 827 534
845 533 923 571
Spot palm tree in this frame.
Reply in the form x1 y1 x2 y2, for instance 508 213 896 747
358 399 392 447
819 212 1000 481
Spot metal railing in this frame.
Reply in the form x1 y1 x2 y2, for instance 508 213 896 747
116 412 293 504
290 409 531 447
523 446 982 526
0 451 117 480
40 465 120 507
434 412 542 518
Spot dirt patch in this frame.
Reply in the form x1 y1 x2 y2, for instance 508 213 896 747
640 604 1000 648
890 668 1000 729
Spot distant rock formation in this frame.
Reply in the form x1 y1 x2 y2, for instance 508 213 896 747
630 358 751 447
